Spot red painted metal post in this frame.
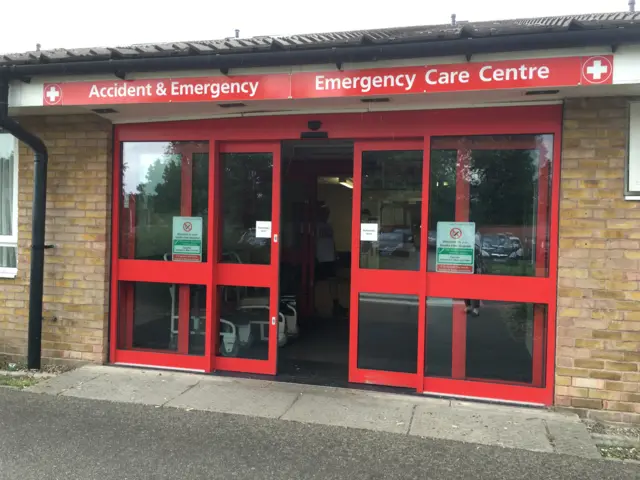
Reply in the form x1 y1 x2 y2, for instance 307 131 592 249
532 144 550 387
417 138 431 391
177 149 193 355
451 147 470 380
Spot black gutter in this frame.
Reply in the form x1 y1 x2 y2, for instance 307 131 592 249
2 27 640 78
0 79 48 370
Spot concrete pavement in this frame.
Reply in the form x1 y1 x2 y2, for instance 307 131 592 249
24 365 603 458
1 388 638 480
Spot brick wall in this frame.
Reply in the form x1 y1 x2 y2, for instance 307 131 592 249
0 114 112 365
557 97 640 423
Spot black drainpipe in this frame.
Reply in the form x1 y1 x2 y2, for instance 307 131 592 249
0 78 48 370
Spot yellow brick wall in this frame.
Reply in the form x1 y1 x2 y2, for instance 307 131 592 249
0 114 112 365
557 97 640 423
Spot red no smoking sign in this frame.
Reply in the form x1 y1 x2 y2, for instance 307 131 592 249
450 228 462 239
183 222 193 232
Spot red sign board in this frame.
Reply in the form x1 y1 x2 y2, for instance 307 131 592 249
43 74 291 106
43 55 613 106
292 56 613 98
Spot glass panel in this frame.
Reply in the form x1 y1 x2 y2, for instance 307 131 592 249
428 135 552 277
188 285 207 356
117 282 206 356
218 286 271 360
192 152 209 263
0 246 17 268
0 134 15 238
357 293 418 373
120 141 209 261
360 150 422 271
425 297 546 385
220 153 273 265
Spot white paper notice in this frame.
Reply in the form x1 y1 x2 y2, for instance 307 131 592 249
255 221 272 239
360 223 379 242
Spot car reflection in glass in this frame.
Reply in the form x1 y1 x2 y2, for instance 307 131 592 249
481 233 524 264
427 230 437 249
238 228 270 248
377 230 414 257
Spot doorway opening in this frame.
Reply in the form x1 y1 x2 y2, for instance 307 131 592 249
278 140 354 386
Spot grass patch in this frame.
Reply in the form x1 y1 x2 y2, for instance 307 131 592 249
0 357 74 374
0 375 40 389
599 446 640 461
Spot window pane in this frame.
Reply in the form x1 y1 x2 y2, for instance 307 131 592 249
218 286 272 360
360 150 423 271
192 152 209 262
428 136 552 277
357 293 418 373
117 282 206 356
120 142 209 261
220 153 273 265
425 297 546 386
0 246 17 268
0 134 15 238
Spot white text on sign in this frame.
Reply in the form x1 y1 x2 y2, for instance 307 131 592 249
88 80 261 100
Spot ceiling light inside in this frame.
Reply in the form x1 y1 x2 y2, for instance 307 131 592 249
339 178 354 189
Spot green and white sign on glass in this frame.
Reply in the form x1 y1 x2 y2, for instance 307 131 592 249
435 221 475 274
172 216 203 262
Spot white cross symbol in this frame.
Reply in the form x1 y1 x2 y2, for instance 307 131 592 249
45 85 61 104
586 60 608 81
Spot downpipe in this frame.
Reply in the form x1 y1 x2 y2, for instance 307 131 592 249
0 77 48 370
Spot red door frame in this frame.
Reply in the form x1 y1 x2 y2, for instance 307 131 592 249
429 138 549 388
350 140 424 389
109 105 561 405
110 138 211 371
213 142 282 375
421 131 560 405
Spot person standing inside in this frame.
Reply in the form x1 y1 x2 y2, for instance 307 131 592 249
315 202 348 317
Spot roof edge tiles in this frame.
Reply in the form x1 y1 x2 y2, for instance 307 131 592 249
1 11 638 68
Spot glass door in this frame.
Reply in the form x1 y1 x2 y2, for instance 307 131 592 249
213 142 281 375
349 140 425 389
423 134 557 404
113 140 211 371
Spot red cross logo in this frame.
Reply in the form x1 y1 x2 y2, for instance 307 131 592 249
450 228 462 239
44 84 62 105
582 56 612 85
183 222 193 232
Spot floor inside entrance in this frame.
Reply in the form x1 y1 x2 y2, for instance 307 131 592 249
277 316 349 386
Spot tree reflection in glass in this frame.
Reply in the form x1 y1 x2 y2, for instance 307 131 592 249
359 150 423 271
428 135 553 277
120 141 209 261
220 153 273 265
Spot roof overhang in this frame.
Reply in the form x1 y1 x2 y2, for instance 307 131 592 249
2 12 640 81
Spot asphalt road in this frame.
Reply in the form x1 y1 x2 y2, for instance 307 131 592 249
0 388 637 480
